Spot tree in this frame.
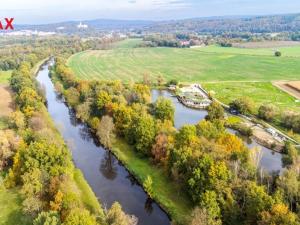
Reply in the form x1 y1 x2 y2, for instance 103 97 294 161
65 87 80 107
131 114 156 155
97 90 112 110
229 97 255 115
206 101 224 121
132 84 151 104
63 208 98 225
187 155 230 203
112 104 133 137
275 51 282 57
0 130 19 170
143 176 154 198
196 120 225 140
199 191 222 224
34 211 61 225
175 125 197 148
22 196 43 216
259 203 299 225
190 207 221 225
258 104 278 122
106 202 136 225
151 133 169 164
240 181 274 223
97 116 114 149
154 97 175 123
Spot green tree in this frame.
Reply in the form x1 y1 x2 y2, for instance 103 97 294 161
154 97 175 123
63 208 98 225
229 97 255 115
34 211 61 225
258 104 278 122
131 114 156 155
206 101 224 121
143 175 154 198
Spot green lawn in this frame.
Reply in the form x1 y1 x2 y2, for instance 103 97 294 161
202 82 300 112
113 38 143 48
67 45 300 82
112 138 193 225
0 70 12 84
0 184 32 225
197 45 300 57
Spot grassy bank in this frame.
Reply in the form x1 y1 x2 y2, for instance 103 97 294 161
111 137 193 225
0 70 12 84
0 183 31 225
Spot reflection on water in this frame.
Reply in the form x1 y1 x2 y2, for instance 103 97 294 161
152 90 284 173
145 198 154 215
100 151 118 180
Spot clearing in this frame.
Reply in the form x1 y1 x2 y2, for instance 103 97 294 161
0 71 13 129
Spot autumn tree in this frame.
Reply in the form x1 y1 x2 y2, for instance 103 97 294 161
151 133 170 165
259 203 299 225
106 202 137 225
97 90 112 110
97 116 115 149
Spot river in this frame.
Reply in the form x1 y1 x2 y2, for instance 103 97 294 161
152 90 283 173
36 63 170 225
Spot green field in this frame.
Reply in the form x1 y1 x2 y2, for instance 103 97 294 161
0 70 12 84
68 40 300 82
197 45 300 57
203 82 300 112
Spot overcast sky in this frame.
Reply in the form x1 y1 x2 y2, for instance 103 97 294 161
1 0 300 24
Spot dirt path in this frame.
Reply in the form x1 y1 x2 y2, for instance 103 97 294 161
273 81 300 100
0 85 14 117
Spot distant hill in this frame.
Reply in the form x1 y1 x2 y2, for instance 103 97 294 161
14 13 300 34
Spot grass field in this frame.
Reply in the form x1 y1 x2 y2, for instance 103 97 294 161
203 82 300 112
0 70 12 84
68 41 300 82
197 45 300 57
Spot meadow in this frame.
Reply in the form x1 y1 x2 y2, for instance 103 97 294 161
67 39 300 82
0 70 12 84
202 82 300 112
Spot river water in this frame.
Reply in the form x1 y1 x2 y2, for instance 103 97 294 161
36 63 170 225
152 90 283 173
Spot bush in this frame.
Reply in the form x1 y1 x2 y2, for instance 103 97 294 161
274 51 282 57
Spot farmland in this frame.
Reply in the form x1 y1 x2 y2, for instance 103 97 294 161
68 40 300 82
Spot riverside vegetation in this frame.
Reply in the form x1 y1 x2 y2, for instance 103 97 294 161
52 57 300 225
0 38 137 225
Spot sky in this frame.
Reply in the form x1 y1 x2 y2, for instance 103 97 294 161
1 0 300 24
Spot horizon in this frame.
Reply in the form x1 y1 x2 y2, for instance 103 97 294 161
2 0 300 25
15 12 300 26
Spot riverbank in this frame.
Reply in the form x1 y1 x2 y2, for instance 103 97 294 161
111 138 193 225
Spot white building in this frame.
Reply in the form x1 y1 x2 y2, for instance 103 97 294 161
77 22 88 29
